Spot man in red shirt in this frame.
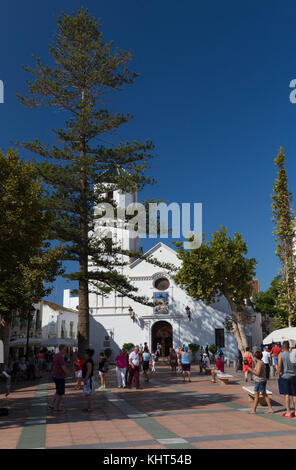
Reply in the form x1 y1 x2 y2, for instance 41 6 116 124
48 344 71 413
271 343 282 376
211 356 225 383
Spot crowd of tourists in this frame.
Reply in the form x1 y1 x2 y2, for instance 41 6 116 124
4 349 57 381
4 339 296 418
47 343 199 412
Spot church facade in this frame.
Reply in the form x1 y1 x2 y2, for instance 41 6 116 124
63 185 262 362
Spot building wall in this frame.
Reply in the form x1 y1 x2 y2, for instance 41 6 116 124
41 303 78 340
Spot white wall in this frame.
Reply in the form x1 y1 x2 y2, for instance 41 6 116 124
41 303 78 340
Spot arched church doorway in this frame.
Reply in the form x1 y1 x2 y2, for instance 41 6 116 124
151 321 173 357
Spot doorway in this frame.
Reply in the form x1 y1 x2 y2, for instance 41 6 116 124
151 321 173 357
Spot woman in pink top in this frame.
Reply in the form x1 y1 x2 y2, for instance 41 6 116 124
115 350 127 388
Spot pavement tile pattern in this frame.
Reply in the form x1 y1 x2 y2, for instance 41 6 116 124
1 364 296 449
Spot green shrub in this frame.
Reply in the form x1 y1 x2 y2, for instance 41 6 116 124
188 343 200 352
122 343 134 352
208 344 218 355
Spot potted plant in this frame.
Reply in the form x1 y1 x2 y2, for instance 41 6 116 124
188 343 200 363
208 344 218 363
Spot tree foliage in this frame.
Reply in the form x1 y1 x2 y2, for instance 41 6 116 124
17 8 157 352
0 149 62 360
271 147 296 327
253 275 293 329
173 226 257 355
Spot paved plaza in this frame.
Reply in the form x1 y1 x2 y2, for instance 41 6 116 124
1 365 296 449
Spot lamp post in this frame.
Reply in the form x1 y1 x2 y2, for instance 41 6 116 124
128 306 135 322
25 307 35 360
185 306 191 321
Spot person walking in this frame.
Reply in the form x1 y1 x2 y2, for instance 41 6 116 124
128 345 141 389
277 341 296 418
115 350 127 388
169 348 178 374
217 346 223 359
201 353 211 373
248 351 274 414
262 346 271 380
177 347 183 373
272 342 282 377
151 351 156 373
142 347 151 383
243 347 253 382
124 349 129 384
97 352 108 390
48 344 71 413
180 346 192 383
82 348 95 412
74 354 84 390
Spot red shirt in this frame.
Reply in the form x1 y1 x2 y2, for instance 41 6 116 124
52 353 66 379
216 359 224 373
75 359 84 371
271 346 281 357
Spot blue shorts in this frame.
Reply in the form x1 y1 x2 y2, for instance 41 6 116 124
273 357 278 366
254 381 267 394
278 376 296 396
53 377 65 395
142 361 150 372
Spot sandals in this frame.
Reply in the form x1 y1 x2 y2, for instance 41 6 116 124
282 412 294 418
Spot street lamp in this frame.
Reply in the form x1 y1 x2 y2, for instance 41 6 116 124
128 306 136 322
25 307 35 360
185 306 191 321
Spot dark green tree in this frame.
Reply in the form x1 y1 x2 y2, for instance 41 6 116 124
174 227 257 356
0 149 62 361
17 8 156 352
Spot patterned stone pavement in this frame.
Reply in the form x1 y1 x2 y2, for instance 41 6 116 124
1 364 296 449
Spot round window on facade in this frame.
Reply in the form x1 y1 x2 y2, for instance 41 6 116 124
154 277 170 291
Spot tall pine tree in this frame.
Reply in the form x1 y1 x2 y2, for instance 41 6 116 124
272 147 296 327
17 8 155 352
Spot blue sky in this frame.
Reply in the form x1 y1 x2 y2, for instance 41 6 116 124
1 0 296 304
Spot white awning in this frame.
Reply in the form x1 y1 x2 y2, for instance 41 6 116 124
40 337 77 347
263 327 296 345
9 338 42 347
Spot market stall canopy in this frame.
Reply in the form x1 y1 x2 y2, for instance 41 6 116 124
263 327 296 345
41 337 77 347
9 338 42 347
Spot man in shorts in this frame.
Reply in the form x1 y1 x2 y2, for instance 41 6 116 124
272 343 282 376
277 341 296 418
48 344 71 413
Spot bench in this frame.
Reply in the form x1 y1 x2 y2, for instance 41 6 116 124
242 386 272 406
215 372 234 384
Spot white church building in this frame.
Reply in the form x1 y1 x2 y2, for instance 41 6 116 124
63 181 262 362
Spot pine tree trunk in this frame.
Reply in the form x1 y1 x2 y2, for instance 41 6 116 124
78 275 89 353
78 125 90 354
